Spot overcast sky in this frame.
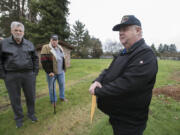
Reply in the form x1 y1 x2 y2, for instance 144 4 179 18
68 0 180 51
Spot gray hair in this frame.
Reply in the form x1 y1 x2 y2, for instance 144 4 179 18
11 21 25 32
132 25 143 37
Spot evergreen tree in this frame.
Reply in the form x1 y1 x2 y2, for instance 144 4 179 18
169 44 177 53
151 43 158 56
69 20 89 57
0 0 70 46
163 44 169 52
90 37 103 58
25 0 70 45
158 44 164 53
68 20 103 58
0 0 31 36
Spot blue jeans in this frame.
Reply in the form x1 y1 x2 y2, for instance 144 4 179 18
46 71 65 102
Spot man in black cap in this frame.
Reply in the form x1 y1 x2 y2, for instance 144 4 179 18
89 15 158 135
41 34 67 106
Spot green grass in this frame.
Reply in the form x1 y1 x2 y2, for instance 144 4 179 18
0 79 93 134
145 96 180 135
0 59 180 135
155 60 180 88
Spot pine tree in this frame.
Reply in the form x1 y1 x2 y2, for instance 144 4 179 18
68 20 103 58
25 0 70 45
0 0 70 46
0 0 30 36
90 37 103 58
69 20 89 57
158 44 164 53
169 44 177 53
151 43 158 56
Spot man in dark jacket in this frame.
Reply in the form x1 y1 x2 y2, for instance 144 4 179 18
0 21 39 128
89 15 158 135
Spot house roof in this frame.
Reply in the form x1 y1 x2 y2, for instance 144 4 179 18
36 40 74 50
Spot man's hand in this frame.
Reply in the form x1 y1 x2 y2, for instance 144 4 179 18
49 72 54 77
89 81 102 95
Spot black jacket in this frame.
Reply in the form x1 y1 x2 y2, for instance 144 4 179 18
0 36 39 79
94 39 158 127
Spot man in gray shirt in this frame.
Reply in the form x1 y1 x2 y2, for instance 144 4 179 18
41 34 67 107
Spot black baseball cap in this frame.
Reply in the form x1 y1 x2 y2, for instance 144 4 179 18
51 34 58 40
112 15 141 31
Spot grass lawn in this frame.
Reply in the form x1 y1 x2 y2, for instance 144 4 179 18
0 59 180 135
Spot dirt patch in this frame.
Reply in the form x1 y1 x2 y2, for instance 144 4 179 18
153 70 180 101
153 85 180 101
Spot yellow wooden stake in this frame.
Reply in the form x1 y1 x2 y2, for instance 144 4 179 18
90 95 96 123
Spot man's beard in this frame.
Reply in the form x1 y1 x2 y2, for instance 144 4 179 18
13 34 23 40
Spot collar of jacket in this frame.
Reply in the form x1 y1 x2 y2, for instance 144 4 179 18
49 42 64 60
120 38 145 55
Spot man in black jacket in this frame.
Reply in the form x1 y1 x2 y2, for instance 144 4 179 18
89 15 158 135
0 21 39 128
